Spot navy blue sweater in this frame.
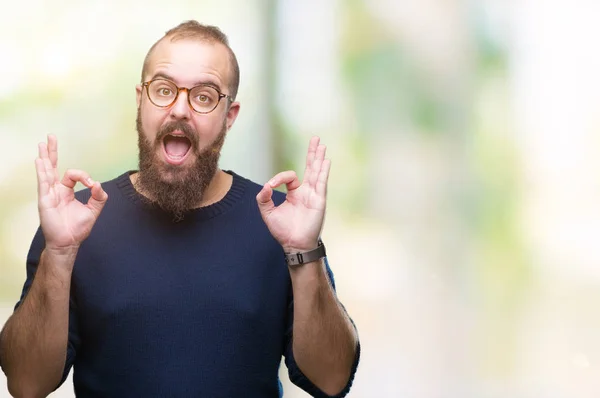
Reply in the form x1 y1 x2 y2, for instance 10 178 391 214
14 171 359 397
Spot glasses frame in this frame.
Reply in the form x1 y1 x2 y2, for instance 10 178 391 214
142 78 233 114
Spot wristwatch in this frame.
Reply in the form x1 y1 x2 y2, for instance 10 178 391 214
284 239 326 266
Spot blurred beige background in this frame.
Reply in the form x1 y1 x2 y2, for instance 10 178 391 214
2 0 600 397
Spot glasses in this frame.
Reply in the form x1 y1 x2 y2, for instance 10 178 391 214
142 78 233 114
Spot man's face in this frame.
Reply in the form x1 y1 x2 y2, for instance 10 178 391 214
134 38 240 217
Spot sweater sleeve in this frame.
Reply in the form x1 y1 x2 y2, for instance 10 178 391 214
283 257 361 398
12 227 80 390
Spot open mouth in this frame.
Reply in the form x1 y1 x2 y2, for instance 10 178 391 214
162 133 192 165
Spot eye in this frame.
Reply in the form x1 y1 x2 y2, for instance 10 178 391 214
189 86 219 111
192 92 216 105
158 88 173 96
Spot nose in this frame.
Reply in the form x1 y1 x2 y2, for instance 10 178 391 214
169 88 192 120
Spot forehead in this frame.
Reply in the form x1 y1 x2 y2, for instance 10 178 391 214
145 38 231 89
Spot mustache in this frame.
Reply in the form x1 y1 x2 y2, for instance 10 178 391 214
155 121 199 150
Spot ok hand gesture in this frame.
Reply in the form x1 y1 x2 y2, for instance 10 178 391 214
256 136 330 253
36 135 108 253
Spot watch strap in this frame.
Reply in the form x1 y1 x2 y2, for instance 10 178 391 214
284 239 326 266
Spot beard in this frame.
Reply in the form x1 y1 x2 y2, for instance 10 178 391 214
135 108 227 220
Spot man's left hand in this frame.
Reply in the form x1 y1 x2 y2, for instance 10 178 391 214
256 136 330 253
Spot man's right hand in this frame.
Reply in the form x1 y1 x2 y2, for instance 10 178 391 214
36 134 108 255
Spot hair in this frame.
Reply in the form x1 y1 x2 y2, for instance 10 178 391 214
141 20 240 100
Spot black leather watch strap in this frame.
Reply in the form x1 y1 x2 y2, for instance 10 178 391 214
284 239 326 266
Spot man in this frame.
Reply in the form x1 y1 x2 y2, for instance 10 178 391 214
0 21 359 398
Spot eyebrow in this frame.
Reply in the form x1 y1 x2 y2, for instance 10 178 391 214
150 72 223 91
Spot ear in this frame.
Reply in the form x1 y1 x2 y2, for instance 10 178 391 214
136 84 143 108
225 101 241 131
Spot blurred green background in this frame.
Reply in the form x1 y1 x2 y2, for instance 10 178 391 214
3 0 600 397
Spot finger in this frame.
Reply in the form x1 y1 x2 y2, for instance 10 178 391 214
48 134 58 168
38 142 47 159
316 159 331 196
309 144 326 187
47 134 60 181
303 136 320 182
61 169 94 190
256 183 275 218
35 158 50 197
268 170 301 192
39 142 55 185
86 182 108 218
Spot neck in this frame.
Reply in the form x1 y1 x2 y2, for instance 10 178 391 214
197 169 232 207
130 169 232 209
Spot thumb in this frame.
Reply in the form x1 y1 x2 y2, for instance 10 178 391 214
256 183 275 218
87 182 108 218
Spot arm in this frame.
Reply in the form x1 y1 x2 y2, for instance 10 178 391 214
288 258 358 395
256 136 359 396
0 135 107 397
0 248 76 397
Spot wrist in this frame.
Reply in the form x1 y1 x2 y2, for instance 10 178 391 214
284 239 326 267
282 240 319 254
42 246 80 274
44 244 80 257
38 249 76 284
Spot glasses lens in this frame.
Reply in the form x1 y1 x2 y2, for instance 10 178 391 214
189 85 220 113
148 80 177 107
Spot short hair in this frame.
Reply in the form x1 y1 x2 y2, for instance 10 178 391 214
141 21 240 101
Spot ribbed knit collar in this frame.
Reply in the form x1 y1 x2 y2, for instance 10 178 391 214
115 170 247 222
